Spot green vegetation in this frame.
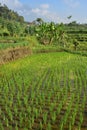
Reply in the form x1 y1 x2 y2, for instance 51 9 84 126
0 52 87 130
0 3 25 37
0 41 29 50
0 2 87 130
0 3 24 22
0 3 87 52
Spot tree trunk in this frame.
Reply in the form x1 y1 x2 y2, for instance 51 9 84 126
49 37 53 44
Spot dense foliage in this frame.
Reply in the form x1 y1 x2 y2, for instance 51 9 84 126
25 20 87 51
0 3 26 37
0 3 24 22
0 4 87 51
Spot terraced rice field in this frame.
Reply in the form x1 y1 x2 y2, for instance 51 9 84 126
0 52 87 130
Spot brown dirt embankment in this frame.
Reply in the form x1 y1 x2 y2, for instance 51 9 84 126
0 46 32 64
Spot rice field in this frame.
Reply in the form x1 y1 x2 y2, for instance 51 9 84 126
0 52 87 130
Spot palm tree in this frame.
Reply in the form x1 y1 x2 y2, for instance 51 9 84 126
67 15 72 24
36 18 44 25
67 15 72 20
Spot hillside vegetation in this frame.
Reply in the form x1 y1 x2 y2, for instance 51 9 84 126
0 4 87 63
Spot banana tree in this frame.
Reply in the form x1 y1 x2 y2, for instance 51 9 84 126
35 21 68 46
35 22 57 45
58 24 68 47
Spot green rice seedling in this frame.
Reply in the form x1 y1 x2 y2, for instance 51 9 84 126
69 122 72 130
34 108 39 118
24 96 28 107
77 94 80 103
78 122 81 130
47 94 51 103
14 106 18 116
51 111 56 124
41 93 45 101
62 94 67 105
49 106 53 112
71 112 76 126
0 121 4 130
43 112 48 124
31 115 34 124
67 102 72 114
8 110 13 121
35 98 39 105
39 106 42 114
9 99 13 107
27 106 31 114
19 113 23 128
56 104 61 115
2 113 5 121
24 128 28 130
15 122 19 130
60 120 64 130
40 121 43 130
24 113 27 120
18 99 21 106
50 103 55 112
47 122 51 130
28 120 32 129
82 100 86 111
56 92 61 101
6 118 9 127
79 112 83 124
63 112 68 125
83 94 86 103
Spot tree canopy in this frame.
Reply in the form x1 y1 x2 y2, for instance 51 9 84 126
0 3 24 23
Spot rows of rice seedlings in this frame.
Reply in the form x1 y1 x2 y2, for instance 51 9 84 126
0 52 87 130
